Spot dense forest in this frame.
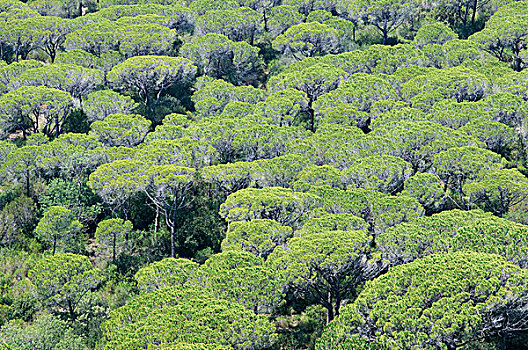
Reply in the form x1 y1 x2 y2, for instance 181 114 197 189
0 0 528 348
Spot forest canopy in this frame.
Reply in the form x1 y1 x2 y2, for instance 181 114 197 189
1 0 528 349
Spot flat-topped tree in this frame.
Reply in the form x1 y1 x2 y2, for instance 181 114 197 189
372 121 483 172
0 18 44 62
195 7 263 44
0 59 42 93
1 145 40 197
193 251 282 313
221 219 293 259
413 22 457 48
402 172 448 214
102 286 277 349
459 118 516 156
10 63 104 106
201 161 253 196
348 0 418 44
219 187 321 229
269 228 373 324
90 113 151 147
180 33 262 85
107 55 196 115
28 253 102 319
370 194 424 235
272 22 340 60
255 88 310 127
317 251 528 349
24 16 74 62
470 2 528 72
38 133 105 179
432 146 504 209
87 159 144 220
268 63 345 132
140 165 196 258
83 90 138 123
250 154 312 188
34 205 82 255
0 86 72 139
116 23 180 58
293 165 343 191
135 257 199 293
377 209 528 268
266 5 304 38
64 20 120 57
95 218 133 262
465 168 528 217
341 155 413 195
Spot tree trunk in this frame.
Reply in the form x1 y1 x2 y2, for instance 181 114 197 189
25 169 30 197
154 206 159 236
112 232 116 262
68 299 75 319
326 292 334 324
263 8 268 32
471 0 478 25
170 225 175 258
382 20 388 45
308 100 315 132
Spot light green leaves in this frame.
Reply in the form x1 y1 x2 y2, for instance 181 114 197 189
34 206 82 255
317 251 528 349
28 253 102 318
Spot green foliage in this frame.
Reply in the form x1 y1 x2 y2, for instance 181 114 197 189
195 7 262 43
269 228 372 323
1 0 528 347
221 219 293 259
0 195 37 248
28 253 102 318
0 314 87 350
402 172 447 214
107 55 196 115
11 63 104 100
0 85 73 139
465 168 528 217
371 195 425 234
90 113 151 147
267 5 304 38
272 22 339 59
180 33 263 85
219 187 321 229
469 2 528 71
135 257 198 293
341 155 413 194
413 22 458 48
301 213 370 233
39 176 102 228
95 218 133 262
349 0 419 44
317 251 528 349
34 206 83 255
194 251 282 313
255 88 309 126
378 208 528 268
459 117 516 156
102 285 277 349
83 90 138 123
